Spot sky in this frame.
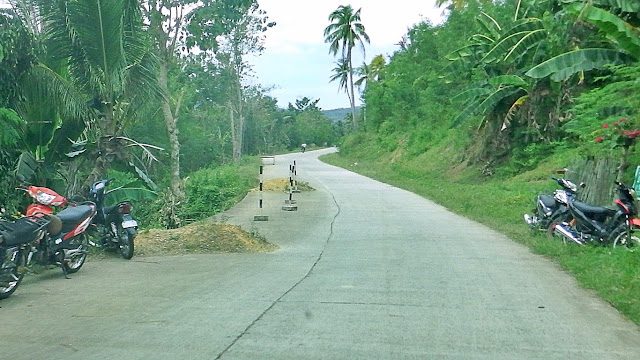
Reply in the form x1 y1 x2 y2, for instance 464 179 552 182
248 1 445 110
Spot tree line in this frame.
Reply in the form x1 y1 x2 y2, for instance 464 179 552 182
0 0 342 225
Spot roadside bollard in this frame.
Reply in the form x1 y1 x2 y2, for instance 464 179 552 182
282 163 298 211
292 160 300 193
254 165 269 221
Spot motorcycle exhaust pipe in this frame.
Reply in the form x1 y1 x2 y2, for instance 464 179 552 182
554 223 584 245
64 247 87 260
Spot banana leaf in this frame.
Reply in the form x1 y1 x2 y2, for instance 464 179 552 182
567 3 640 59
488 75 528 87
450 85 523 128
104 186 158 207
561 0 640 13
525 48 633 81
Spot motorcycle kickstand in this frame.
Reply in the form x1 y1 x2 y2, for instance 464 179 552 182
55 251 71 279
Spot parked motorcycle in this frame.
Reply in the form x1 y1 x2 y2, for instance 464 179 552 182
88 179 137 259
0 215 50 299
18 181 96 276
524 176 581 232
550 181 640 247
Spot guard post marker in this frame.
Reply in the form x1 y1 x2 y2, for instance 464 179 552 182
292 160 300 193
254 165 269 221
282 163 298 211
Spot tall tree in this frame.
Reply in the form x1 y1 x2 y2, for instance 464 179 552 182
144 0 202 199
40 0 162 187
188 0 275 161
324 5 370 131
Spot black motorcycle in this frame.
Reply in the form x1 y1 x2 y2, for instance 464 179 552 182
550 181 640 247
88 179 138 259
0 215 50 299
524 176 581 232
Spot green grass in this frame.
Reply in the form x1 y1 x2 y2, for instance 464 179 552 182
321 147 640 327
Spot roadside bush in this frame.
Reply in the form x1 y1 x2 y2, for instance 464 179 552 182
179 158 258 223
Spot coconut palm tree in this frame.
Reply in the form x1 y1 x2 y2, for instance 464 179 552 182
40 0 163 186
324 5 369 131
329 57 350 102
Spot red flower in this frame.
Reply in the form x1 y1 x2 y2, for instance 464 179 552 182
614 122 619 126
622 129 640 138
619 118 627 123
595 137 604 143
603 123 610 128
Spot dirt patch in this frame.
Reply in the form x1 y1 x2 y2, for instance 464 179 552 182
134 223 278 256
257 178 315 192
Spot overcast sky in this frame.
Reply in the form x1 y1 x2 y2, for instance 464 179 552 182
248 1 445 110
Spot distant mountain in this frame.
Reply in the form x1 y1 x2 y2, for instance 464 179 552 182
322 107 360 123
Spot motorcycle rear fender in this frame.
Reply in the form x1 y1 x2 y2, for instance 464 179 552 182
120 214 138 230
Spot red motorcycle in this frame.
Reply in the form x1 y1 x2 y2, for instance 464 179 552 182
18 181 97 276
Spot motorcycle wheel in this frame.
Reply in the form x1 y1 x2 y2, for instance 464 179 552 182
117 225 135 260
609 224 640 249
0 249 25 299
62 233 88 274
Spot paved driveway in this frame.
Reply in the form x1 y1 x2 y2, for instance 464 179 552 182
1 148 639 359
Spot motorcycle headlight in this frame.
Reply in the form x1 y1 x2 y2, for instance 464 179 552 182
554 190 568 204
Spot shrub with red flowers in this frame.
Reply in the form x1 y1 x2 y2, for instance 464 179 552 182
594 117 639 180
595 118 640 146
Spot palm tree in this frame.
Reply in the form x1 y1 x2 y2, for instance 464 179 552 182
324 5 369 131
41 0 163 186
329 57 350 100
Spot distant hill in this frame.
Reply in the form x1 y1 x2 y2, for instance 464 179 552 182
322 107 359 123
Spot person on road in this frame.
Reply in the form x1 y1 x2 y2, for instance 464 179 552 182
301 143 307 153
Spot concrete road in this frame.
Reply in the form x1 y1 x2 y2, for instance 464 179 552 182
2 148 640 359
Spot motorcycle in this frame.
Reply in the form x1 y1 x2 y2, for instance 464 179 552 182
550 181 640 247
18 181 96 276
524 176 582 232
0 215 50 299
87 179 137 259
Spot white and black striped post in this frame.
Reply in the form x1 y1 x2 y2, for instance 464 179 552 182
254 165 269 221
292 160 300 193
282 163 298 211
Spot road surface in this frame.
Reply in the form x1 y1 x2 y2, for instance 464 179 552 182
1 148 639 359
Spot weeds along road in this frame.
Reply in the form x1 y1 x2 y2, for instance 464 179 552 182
2 147 640 359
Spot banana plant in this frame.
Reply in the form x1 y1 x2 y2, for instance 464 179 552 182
451 75 530 129
446 3 545 128
526 1 640 80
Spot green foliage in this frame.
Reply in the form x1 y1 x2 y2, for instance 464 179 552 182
0 109 25 149
566 64 640 151
179 159 258 223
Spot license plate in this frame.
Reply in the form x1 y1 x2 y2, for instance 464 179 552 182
121 220 138 228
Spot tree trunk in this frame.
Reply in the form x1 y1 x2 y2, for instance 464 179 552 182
347 49 358 131
158 60 184 199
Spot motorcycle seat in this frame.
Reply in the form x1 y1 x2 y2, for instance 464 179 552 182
57 205 94 233
572 201 615 217
539 194 556 208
